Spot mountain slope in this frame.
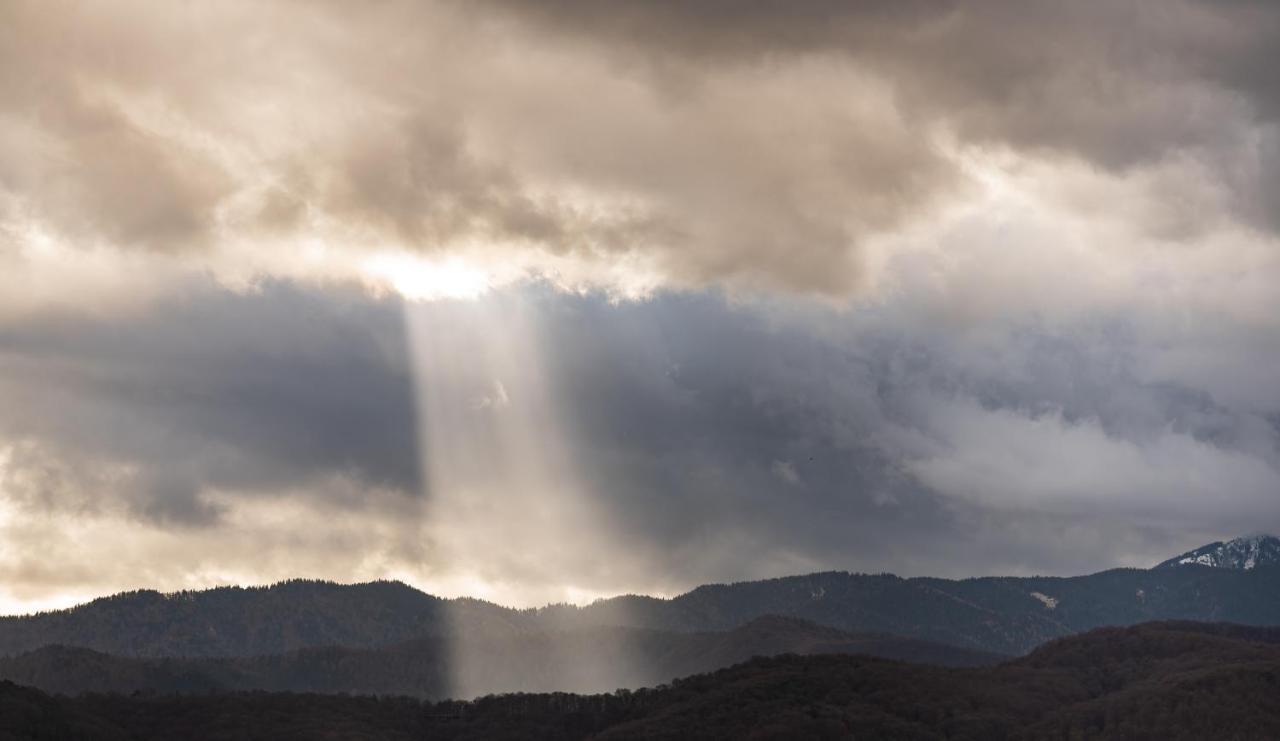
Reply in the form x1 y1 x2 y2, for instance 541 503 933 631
0 680 129 740
1155 535 1280 570
0 579 512 658
560 564 1280 654
594 622 1280 740
23 622 1280 740
0 616 1004 699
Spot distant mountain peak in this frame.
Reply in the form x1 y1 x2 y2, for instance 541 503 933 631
1155 535 1280 570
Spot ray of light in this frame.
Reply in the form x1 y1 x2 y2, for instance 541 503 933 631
402 288 628 697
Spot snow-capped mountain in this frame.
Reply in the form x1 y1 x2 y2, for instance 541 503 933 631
1155 535 1280 570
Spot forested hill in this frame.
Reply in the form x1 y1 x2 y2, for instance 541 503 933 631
2 565 1279 658
4 621 1279 740
0 616 1003 700
0 580 460 658
561 564 1280 654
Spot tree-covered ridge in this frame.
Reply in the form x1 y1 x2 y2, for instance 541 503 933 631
1 621 1277 740
0 580 453 658
0 616 1003 699
3 564 1279 658
592 621 1280 740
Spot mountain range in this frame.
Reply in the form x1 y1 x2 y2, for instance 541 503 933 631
3 536 1279 660
0 535 1276 701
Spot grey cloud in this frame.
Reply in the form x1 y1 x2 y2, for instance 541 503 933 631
0 281 1277 603
5 0 1276 296
0 6 231 252
0 0 946 294
0 280 420 524
305 112 661 254
482 0 1280 235
513 289 1280 582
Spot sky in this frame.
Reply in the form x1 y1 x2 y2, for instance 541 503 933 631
1 0 1278 613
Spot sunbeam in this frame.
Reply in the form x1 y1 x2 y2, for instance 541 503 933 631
403 288 628 696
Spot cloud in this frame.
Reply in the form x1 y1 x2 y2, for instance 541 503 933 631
904 397 1280 527
771 460 802 486
0 1 1278 611
480 0 1280 224
0 280 420 526
0 0 947 300
0 280 1276 610
6 0 1276 308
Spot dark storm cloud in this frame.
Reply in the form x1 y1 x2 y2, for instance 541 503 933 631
481 0 1276 152
535 292 1280 579
0 281 419 524
0 280 1276 601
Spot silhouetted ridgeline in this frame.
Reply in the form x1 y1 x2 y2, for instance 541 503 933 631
0 580 458 658
0 617 1003 699
3 565 1279 658
2 622 1278 740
